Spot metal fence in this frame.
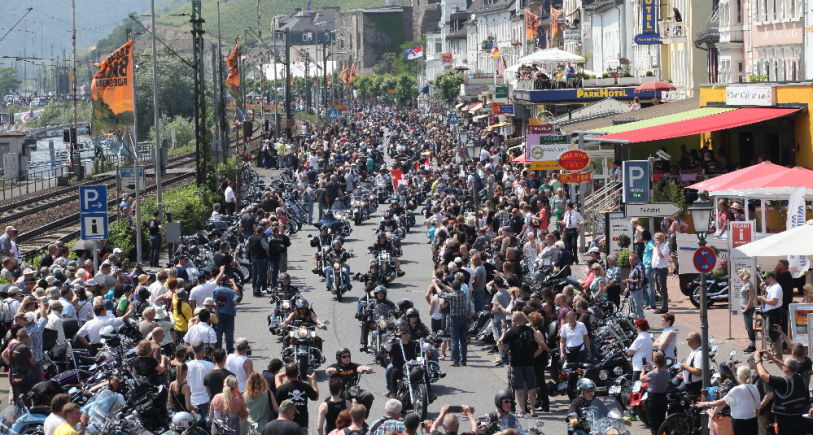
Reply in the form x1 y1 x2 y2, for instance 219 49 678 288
0 166 70 202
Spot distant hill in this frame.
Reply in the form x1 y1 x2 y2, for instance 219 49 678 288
157 0 409 43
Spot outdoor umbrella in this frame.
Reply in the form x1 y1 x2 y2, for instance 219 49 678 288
634 81 676 93
512 154 529 164
735 220 813 257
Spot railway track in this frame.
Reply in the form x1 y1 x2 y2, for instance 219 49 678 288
18 171 198 258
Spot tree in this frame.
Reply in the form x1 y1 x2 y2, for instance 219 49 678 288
135 47 195 139
434 70 464 102
395 74 418 104
0 68 21 96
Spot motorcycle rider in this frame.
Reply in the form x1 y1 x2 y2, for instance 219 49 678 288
355 263 385 293
323 240 352 292
384 325 420 398
281 298 326 351
567 379 611 435
490 389 523 433
368 233 405 277
272 273 299 300
325 348 375 415
357 286 396 352
399 308 430 340
311 227 333 274
378 211 400 234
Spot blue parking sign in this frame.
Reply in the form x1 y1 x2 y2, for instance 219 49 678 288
622 161 651 203
79 185 108 213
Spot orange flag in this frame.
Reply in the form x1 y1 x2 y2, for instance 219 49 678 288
90 40 135 135
225 41 240 97
348 64 356 85
525 10 540 41
550 7 562 43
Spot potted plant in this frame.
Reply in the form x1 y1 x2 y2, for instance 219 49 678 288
618 72 638 86
617 248 631 280
596 73 614 87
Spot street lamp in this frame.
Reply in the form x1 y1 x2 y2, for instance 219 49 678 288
687 190 714 435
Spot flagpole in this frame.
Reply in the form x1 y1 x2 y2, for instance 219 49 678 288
151 0 163 222
129 39 143 266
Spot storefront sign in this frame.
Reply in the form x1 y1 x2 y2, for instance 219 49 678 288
642 0 657 33
606 212 629 256
725 86 776 106
564 28 580 41
492 103 513 114
559 172 592 184
729 221 756 316
515 87 658 102
558 150 591 171
634 33 662 45
495 86 508 99
528 124 555 134
527 143 570 170
538 135 569 144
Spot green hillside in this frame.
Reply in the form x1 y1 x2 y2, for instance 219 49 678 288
157 0 409 43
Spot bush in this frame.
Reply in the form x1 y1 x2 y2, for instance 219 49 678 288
617 248 631 267
601 73 610 79
621 72 633 78
106 218 136 262
617 234 631 249
645 71 654 77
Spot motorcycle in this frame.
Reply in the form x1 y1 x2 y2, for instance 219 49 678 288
363 303 398 367
372 249 397 284
327 262 351 302
395 356 430 421
267 294 299 336
688 275 729 308
280 321 327 375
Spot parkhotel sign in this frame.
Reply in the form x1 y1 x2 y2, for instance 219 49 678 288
725 86 776 106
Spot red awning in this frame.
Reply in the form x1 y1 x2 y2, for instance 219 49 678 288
686 161 788 192
594 107 800 143
512 154 529 164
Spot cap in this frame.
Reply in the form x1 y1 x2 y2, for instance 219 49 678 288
278 400 298 414
588 246 601 254
85 279 97 287
45 276 57 286
112 248 123 254
762 270 777 279
22 268 34 275
5 226 16 232
203 297 215 306
24 312 35 323
154 307 168 320
6 286 19 295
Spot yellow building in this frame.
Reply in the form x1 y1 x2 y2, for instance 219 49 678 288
658 0 713 99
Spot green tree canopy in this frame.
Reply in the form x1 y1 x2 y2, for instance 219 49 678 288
433 70 464 102
134 46 195 138
0 68 21 96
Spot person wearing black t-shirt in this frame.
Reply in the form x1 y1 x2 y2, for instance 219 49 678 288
204 348 235 401
498 312 546 418
274 364 319 428
132 340 167 385
148 211 161 267
263 399 306 435
326 349 375 416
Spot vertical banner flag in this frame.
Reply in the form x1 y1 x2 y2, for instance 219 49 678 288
496 57 507 78
729 221 756 315
525 10 540 41
403 45 424 60
348 64 356 85
550 7 562 43
91 40 135 136
225 41 241 99
390 169 405 190
787 187 810 278
642 0 657 33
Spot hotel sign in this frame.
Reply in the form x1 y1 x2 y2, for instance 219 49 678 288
642 0 657 33
725 86 776 106
515 87 658 102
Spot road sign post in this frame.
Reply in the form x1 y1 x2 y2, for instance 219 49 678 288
622 161 651 203
693 246 717 273
79 185 108 241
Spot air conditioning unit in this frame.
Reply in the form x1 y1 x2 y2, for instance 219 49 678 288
303 32 313 42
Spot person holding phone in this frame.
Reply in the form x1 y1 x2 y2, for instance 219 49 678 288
427 405 477 435
754 349 808 435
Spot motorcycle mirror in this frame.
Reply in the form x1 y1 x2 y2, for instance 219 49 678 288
710 345 719 354
729 350 737 357
709 338 717 344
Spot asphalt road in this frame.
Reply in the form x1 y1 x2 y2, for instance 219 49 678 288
233 167 591 434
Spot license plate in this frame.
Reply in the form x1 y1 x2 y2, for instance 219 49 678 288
609 386 620 395
557 382 568 392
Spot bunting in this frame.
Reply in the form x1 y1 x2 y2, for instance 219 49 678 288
550 7 562 44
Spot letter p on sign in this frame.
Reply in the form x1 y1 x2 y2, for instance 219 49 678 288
622 161 651 203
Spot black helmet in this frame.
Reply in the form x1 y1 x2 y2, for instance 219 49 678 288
373 285 387 295
279 273 291 282
397 298 413 313
405 308 419 318
494 389 515 408
396 320 409 335
324 210 335 219
335 347 350 361
295 299 309 310
332 239 343 248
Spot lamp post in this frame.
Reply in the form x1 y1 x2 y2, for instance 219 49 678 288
687 190 714 435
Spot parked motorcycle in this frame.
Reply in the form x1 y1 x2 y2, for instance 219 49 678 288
689 274 729 308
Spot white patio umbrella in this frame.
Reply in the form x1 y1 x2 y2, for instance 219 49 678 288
518 48 585 65
503 64 521 85
735 220 813 257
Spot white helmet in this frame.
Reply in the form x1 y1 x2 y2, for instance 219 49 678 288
170 411 195 431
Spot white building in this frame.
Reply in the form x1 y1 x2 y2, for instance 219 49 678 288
465 0 524 75
585 0 634 77
716 0 745 83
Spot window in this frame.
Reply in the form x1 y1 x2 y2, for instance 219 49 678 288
737 0 742 22
435 41 442 53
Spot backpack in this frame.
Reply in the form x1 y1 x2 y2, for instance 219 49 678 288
0 298 13 324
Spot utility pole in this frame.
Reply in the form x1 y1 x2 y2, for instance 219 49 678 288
257 0 265 138
191 0 207 185
272 24 279 139
216 0 228 161
283 28 292 139
151 0 163 219
71 0 80 179
211 43 223 162
304 52 311 115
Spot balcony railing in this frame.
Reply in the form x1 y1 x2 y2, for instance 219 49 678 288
659 20 686 41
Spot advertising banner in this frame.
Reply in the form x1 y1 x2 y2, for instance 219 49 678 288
90 40 134 136
729 221 756 315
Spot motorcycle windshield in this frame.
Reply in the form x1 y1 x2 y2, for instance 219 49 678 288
372 304 397 320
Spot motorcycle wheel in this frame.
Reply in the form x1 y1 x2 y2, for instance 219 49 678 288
615 383 632 411
17 425 44 435
412 383 429 421
689 287 712 308
657 413 698 435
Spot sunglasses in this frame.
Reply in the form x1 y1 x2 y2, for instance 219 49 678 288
340 355 350 359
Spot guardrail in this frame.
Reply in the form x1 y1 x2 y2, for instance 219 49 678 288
0 166 70 201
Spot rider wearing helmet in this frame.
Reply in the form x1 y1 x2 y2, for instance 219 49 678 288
490 389 523 432
368 233 404 277
567 378 610 435
274 273 299 300
282 299 324 328
357 285 396 352
397 299 414 317
325 348 375 415
400 308 430 340
383 324 421 398
323 240 352 291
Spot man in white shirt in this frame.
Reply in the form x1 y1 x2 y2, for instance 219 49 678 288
45 301 66 344
560 202 584 262
189 271 218 309
75 303 130 347
186 341 215 417
148 270 169 305
679 332 704 397
652 232 671 314
224 181 237 215
43 393 71 435
758 271 784 356
184 310 217 346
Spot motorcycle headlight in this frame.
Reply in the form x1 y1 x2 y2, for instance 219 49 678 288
381 253 390 260
298 328 308 338
333 263 340 268
288 331 295 338
599 370 608 381
282 301 290 309
613 366 624 376
378 320 388 329
310 330 317 338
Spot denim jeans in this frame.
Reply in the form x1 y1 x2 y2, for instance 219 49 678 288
385 363 395 391
216 313 235 353
449 316 469 363
743 307 756 344
305 201 314 224
269 260 280 288
630 290 645 318
643 266 655 308
251 258 268 293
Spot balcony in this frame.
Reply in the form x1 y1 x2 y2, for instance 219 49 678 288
659 20 686 43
